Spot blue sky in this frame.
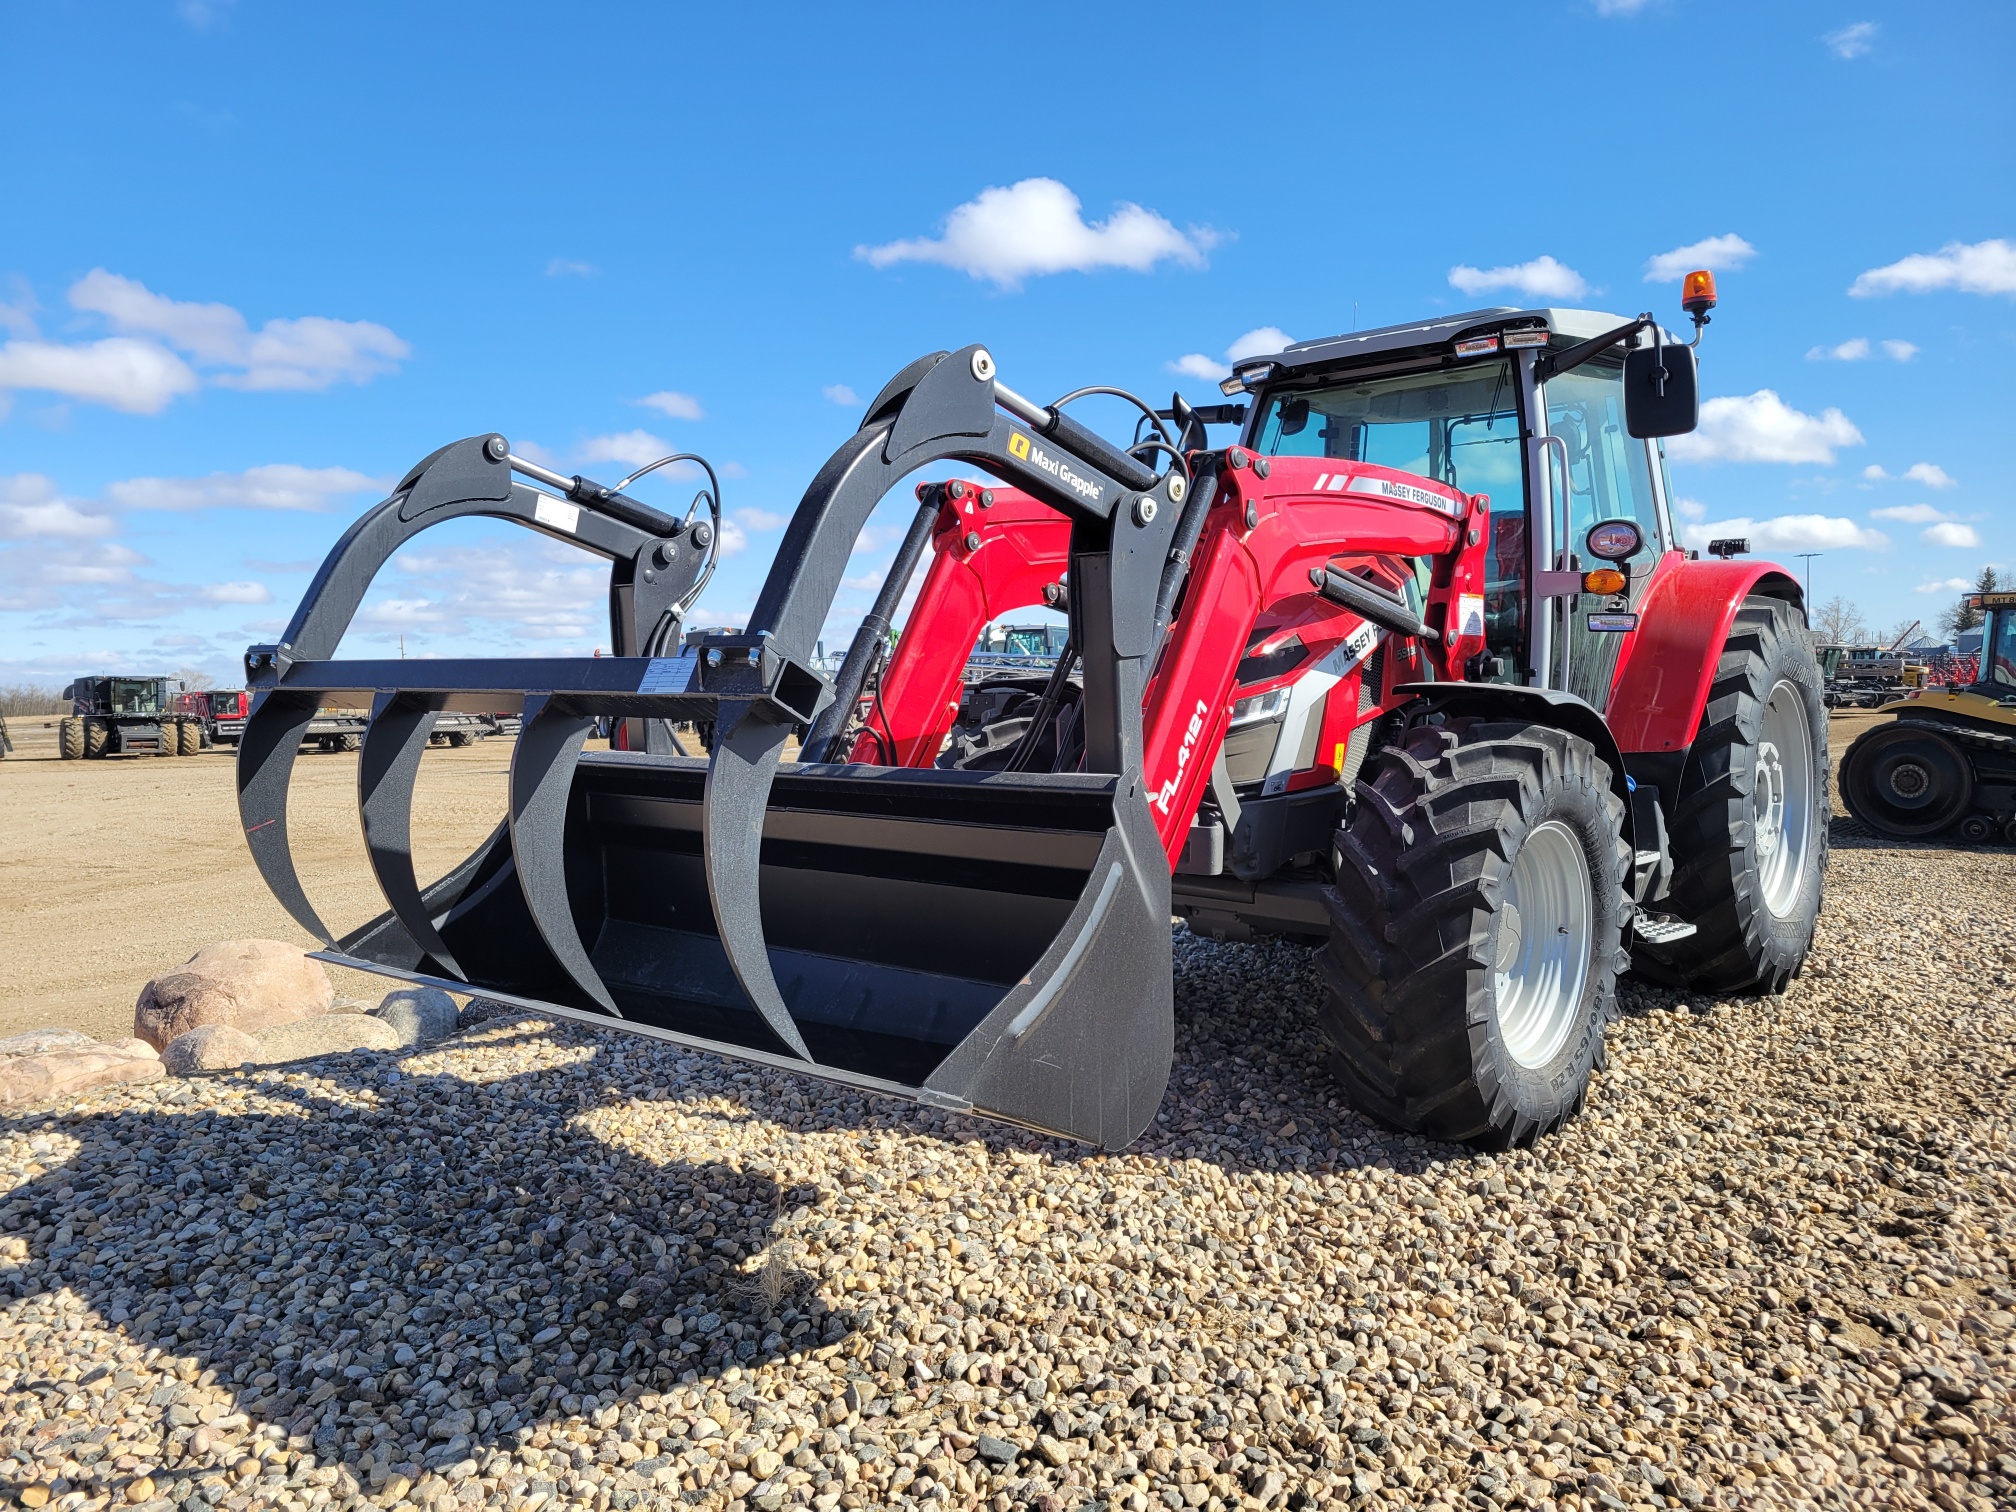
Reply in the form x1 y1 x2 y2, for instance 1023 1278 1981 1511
2 0 2011 683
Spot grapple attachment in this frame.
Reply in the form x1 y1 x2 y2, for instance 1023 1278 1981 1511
239 347 1192 1148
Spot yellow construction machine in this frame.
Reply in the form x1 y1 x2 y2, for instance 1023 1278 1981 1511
1840 591 2016 842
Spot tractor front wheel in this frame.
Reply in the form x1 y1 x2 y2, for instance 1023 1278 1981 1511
1637 596 1828 995
59 718 85 760
178 719 202 756
1318 718 1631 1147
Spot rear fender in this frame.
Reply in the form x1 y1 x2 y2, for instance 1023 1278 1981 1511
1606 555 1805 756
1392 682 1635 850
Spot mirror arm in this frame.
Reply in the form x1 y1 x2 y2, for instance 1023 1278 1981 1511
1535 315 1654 383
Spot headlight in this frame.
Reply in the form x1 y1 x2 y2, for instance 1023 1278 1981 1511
1228 687 1290 729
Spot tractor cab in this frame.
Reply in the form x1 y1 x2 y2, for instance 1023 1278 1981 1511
1220 302 1703 711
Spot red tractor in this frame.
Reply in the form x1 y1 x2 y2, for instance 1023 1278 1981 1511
236 274 1828 1149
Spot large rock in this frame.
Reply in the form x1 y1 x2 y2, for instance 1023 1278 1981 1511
161 1023 262 1075
134 939 334 1051
369 986 460 1048
0 1038 163 1108
0 1027 96 1058
251 1013 403 1065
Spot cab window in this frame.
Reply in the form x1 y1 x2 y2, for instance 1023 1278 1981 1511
1541 360 1662 569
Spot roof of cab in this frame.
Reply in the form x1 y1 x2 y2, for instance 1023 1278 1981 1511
1254 307 1650 376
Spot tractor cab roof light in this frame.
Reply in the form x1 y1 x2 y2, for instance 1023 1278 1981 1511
1682 269 1717 345
1707 538 1749 559
1501 327 1551 349
1223 361 1277 397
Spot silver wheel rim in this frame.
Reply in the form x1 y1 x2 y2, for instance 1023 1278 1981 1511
1494 819 1594 1071
1754 678 1814 918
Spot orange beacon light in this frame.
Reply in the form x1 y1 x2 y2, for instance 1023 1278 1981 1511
1682 269 1718 317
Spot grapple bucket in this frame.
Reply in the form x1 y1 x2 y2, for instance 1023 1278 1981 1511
239 347 1193 1147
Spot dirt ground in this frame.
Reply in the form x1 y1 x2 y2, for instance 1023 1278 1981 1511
0 708 1900 1046
0 722 519 1043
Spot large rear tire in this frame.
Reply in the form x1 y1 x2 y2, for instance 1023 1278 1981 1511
85 719 110 758
157 722 179 755
59 718 85 760
178 719 202 756
1318 718 1631 1147
1635 596 1828 995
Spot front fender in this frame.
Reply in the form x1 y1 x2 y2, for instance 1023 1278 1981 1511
1392 682 1635 850
1607 555 1805 756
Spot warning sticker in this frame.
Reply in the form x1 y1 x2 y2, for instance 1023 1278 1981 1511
638 654 700 694
1586 613 1639 633
532 493 581 535
1457 593 1485 638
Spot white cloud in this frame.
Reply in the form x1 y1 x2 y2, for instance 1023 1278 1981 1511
1169 326 1294 381
545 259 598 278
1644 234 1756 282
636 390 703 421
1226 326 1292 362
857 178 1214 289
0 337 199 414
1870 503 1954 524
359 541 609 645
64 269 408 392
1593 0 1650 12
1678 514 1889 553
0 474 116 538
1809 338 1910 363
1672 497 1708 521
1665 390 1864 465
1917 577 1974 594
1862 461 1956 488
105 463 380 512
578 430 672 469
735 507 789 532
1825 21 1877 58
1448 255 1589 300
1851 239 2016 298
822 384 859 407
200 580 273 605
1924 522 1981 548
0 294 39 339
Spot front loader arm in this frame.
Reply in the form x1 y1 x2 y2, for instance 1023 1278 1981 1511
1137 452 1489 860
849 487 1071 767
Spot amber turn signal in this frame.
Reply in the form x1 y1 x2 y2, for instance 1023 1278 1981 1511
1583 568 1628 595
1681 269 1718 316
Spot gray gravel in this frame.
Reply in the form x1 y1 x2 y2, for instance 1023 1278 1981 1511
2 824 2012 1512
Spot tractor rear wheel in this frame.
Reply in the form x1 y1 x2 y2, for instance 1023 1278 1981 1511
157 723 179 755
1635 596 1828 995
1318 718 1631 1147
59 718 85 760
85 719 110 758
178 719 202 756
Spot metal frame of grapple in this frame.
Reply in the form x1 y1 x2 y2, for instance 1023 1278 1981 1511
240 347 1194 1149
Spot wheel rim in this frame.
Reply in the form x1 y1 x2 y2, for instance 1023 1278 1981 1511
1494 819 1593 1071
1753 678 1814 919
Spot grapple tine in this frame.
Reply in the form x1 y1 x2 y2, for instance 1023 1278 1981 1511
236 689 334 946
702 711 814 1061
357 691 465 980
507 694 622 1017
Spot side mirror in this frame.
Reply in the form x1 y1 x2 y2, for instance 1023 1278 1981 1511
1585 519 1644 562
1623 341 1698 438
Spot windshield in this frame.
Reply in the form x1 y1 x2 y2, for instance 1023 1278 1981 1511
1254 360 1526 666
1990 609 2016 689
1254 360 1522 497
109 679 162 715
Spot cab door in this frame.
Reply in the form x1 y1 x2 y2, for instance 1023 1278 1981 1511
1537 359 1666 711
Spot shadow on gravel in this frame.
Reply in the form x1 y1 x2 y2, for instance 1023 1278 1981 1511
0 1030 852 1498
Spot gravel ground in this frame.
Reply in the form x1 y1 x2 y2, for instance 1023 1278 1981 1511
2 817 2013 1512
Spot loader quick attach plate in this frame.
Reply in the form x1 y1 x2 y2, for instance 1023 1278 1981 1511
239 348 1186 1149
